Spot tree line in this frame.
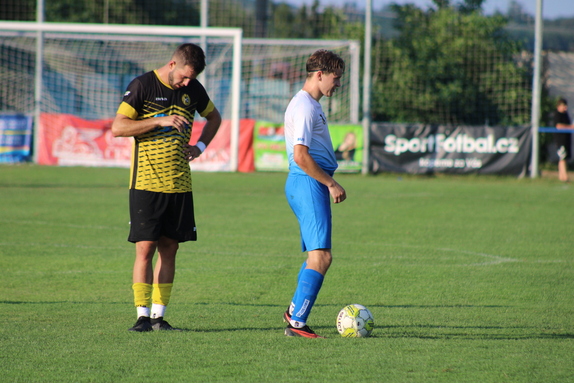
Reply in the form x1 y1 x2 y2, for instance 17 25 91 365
2 0 571 126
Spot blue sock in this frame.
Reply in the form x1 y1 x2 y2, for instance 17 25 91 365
289 261 307 314
298 261 308 282
291 269 324 326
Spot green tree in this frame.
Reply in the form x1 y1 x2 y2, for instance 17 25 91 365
210 0 254 35
269 3 297 38
0 0 35 21
371 0 531 125
45 0 199 25
320 6 364 41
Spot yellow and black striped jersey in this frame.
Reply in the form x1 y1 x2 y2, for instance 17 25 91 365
116 70 215 193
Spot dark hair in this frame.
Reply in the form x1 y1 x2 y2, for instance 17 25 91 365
173 43 206 75
306 49 345 75
557 98 568 107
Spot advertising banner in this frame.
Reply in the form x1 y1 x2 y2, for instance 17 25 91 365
370 123 531 175
253 121 287 171
331 124 363 173
189 118 255 173
0 114 33 163
37 113 255 172
37 113 128 167
253 122 363 173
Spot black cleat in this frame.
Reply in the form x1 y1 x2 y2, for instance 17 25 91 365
151 317 183 331
284 324 325 338
128 316 153 332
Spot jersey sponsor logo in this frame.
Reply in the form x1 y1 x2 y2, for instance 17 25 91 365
182 94 191 106
124 91 131 97
156 97 168 101
153 113 171 133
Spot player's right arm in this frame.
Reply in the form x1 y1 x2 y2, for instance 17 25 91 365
111 113 190 138
112 75 191 137
554 112 573 129
294 144 346 204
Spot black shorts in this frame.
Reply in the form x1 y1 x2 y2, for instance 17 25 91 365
555 133 572 160
128 189 197 243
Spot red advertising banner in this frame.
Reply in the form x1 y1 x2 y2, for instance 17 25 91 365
189 118 256 173
37 113 255 172
38 113 127 167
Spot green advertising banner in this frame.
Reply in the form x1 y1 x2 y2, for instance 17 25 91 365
253 121 287 171
330 124 363 173
254 121 363 173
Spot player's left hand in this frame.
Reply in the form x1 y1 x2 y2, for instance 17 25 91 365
183 144 202 162
329 181 346 204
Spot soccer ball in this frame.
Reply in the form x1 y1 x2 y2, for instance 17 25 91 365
336 304 374 338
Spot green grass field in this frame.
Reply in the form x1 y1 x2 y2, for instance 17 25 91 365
1 164 573 382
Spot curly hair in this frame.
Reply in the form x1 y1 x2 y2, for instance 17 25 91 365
305 49 345 76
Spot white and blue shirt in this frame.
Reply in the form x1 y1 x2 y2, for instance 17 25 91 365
284 90 338 175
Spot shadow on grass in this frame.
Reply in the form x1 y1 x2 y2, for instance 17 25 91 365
374 324 574 340
4 301 572 340
159 326 574 340
194 302 512 309
0 301 509 309
378 331 574 340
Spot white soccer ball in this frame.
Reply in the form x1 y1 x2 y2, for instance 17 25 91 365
336 304 375 338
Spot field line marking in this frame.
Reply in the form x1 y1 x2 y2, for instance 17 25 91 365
0 242 295 258
437 247 520 266
0 237 565 265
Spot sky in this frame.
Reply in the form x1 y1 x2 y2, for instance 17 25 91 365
288 0 573 20
399 0 570 19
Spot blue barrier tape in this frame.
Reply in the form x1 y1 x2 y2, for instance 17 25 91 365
538 127 574 133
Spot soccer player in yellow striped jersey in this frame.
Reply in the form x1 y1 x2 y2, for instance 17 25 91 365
112 43 222 332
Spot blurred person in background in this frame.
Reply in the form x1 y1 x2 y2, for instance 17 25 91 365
553 98 573 182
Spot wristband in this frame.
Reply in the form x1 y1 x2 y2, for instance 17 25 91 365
196 141 206 153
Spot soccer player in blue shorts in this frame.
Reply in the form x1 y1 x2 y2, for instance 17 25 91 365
282 50 347 338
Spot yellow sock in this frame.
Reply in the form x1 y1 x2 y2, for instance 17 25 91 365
132 283 152 307
152 283 173 306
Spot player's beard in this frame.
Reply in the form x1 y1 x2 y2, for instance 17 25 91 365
168 70 180 89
